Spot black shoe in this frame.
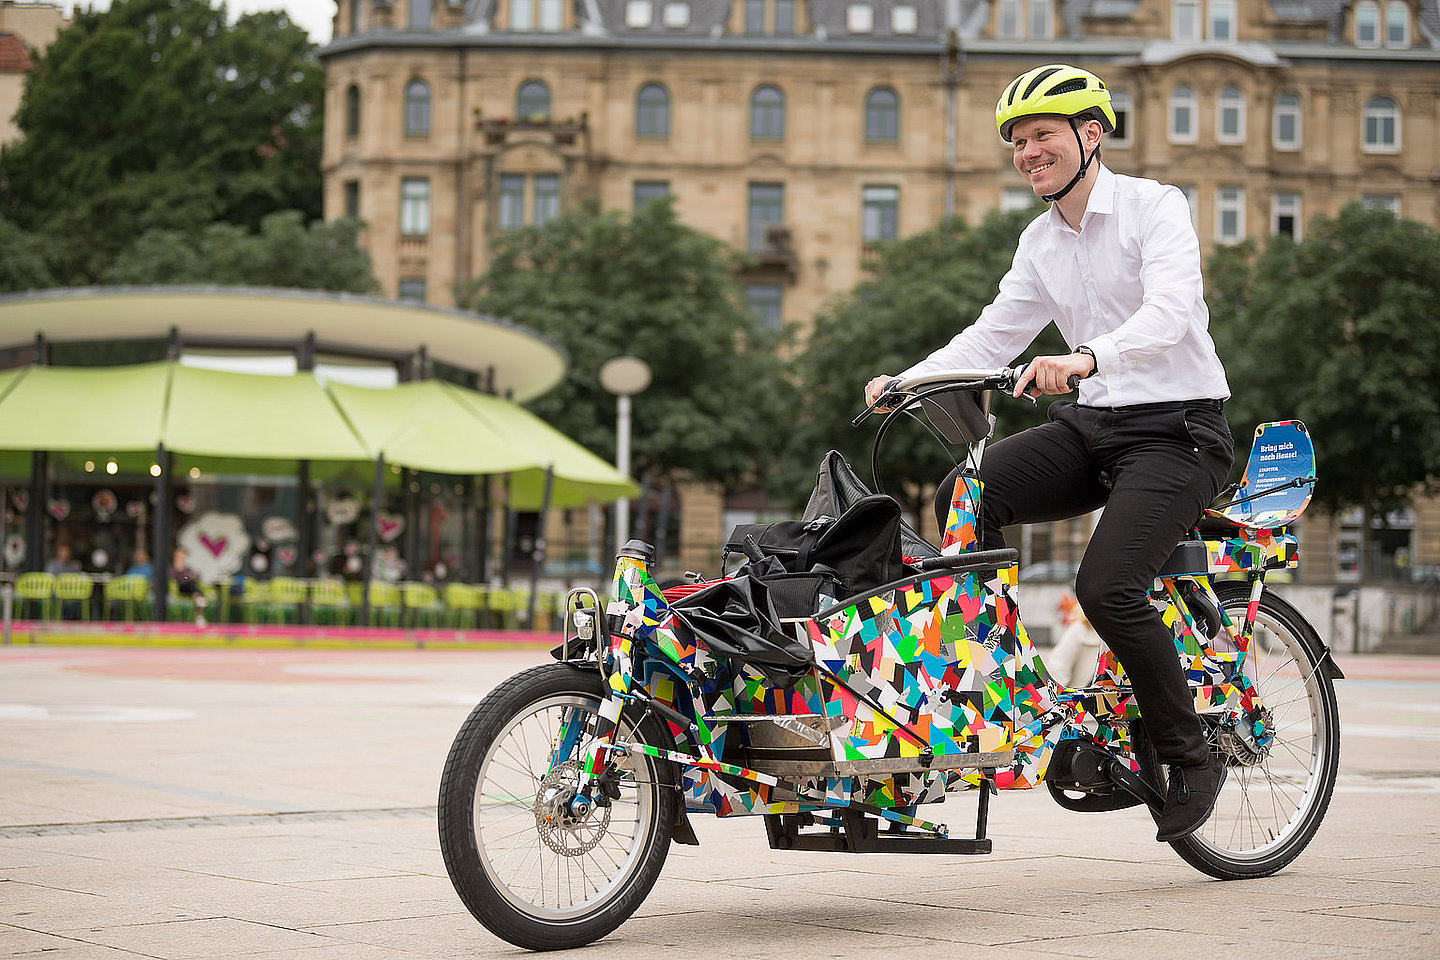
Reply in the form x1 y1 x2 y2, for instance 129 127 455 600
1155 753 1227 842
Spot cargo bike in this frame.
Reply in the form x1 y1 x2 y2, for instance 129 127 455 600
438 366 1342 950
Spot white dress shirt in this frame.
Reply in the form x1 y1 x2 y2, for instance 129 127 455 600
901 163 1230 406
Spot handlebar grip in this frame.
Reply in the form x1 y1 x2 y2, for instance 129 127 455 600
915 548 1020 572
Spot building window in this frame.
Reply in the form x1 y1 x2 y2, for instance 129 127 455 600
997 0 1020 36
409 0 432 28
400 177 430 236
533 175 560 226
398 278 427 303
345 84 361 138
1271 192 1301 240
497 174 526 230
1109 91 1133 147
775 0 796 33
861 185 899 243
745 283 783 329
343 179 360 218
1001 187 1034 212
1217 85 1245 143
1208 0 1235 39
747 182 784 253
348 0 363 32
1362 96 1400 152
1362 194 1400 215
1215 186 1245 244
1385 0 1408 46
847 4 874 33
635 83 670 138
516 80 551 121
750 85 785 140
633 180 670 209
1355 0 1379 45
1172 0 1199 40
625 0 652 27
662 1 689 27
1028 0 1053 38
1272 93 1301 149
404 80 431 137
1169 85 1197 143
864 87 899 143
510 0 533 30
891 4 917 32
510 0 561 30
744 0 764 32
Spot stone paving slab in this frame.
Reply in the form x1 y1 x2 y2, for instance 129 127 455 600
2 646 1438 958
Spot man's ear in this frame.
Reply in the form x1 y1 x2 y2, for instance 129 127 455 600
1081 118 1105 149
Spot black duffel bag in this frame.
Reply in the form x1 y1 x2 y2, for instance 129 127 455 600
724 493 907 600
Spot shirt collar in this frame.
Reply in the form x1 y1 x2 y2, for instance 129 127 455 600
1045 162 1115 231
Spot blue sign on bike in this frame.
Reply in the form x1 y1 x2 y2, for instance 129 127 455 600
1212 420 1316 529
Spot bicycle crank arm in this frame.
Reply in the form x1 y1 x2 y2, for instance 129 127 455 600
1104 757 1166 811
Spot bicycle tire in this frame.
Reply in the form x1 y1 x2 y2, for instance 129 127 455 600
1167 582 1340 879
437 662 677 950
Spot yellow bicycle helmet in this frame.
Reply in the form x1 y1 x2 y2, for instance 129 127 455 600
995 64 1116 143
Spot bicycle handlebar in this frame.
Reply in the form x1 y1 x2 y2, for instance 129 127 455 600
852 363 1084 427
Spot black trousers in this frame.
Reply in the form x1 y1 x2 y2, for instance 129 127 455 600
934 400 1233 767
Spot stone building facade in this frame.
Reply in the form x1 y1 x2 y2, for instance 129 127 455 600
0 1 67 146
320 0 1440 582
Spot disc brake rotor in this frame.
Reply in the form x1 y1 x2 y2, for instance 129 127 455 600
533 760 612 855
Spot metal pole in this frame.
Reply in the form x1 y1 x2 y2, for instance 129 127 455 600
525 466 554 630
361 454 385 627
477 475 491 583
151 445 170 622
615 393 633 545
25 451 45 573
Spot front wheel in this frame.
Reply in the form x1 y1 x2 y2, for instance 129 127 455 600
437 663 677 950
1168 582 1340 879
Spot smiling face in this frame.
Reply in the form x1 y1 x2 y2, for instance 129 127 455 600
1010 114 1101 197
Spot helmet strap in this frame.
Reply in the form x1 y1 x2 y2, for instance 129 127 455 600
1041 117 1099 204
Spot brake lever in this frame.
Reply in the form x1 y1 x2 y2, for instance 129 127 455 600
851 384 910 426
1006 363 1082 404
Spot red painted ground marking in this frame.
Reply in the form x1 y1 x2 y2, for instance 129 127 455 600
63 649 425 684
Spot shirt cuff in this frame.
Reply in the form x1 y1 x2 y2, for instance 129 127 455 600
1080 339 1121 375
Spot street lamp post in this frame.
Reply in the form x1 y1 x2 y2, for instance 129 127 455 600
599 356 651 550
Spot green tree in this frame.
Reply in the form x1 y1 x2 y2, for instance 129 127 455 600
1206 204 1440 572
103 212 377 293
0 217 54 293
457 196 794 491
784 206 1065 520
0 0 323 283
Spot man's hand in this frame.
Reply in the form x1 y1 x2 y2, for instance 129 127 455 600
865 375 900 408
1012 352 1095 399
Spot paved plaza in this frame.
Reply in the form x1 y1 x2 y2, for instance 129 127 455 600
2 643 1437 959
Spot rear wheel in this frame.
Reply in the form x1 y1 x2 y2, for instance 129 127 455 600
1168 583 1340 879
438 663 677 950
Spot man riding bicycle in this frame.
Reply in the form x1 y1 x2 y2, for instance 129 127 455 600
865 63 1234 842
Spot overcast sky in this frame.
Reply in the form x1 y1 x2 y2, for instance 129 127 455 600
64 0 336 44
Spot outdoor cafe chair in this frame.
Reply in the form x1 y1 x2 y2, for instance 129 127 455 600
443 582 482 629
310 578 350 626
15 572 56 620
54 573 95 620
103 574 151 621
353 580 401 627
484 585 524 630
264 576 308 625
400 581 443 628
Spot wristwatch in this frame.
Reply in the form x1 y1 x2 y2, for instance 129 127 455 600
1074 346 1097 378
